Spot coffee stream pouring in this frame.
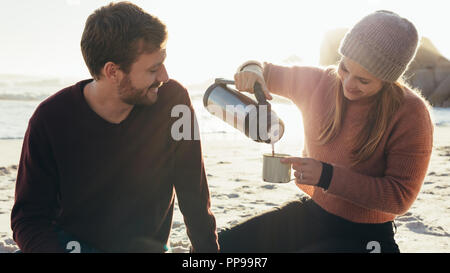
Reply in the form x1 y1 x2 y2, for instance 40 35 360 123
203 78 285 144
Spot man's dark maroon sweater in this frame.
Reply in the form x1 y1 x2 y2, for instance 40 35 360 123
11 79 219 253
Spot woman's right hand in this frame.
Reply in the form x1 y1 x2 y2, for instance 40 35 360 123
234 69 273 100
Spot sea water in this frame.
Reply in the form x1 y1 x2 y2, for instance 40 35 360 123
0 76 449 140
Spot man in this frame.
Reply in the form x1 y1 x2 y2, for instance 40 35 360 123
11 2 219 253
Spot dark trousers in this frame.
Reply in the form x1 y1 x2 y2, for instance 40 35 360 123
14 228 101 253
56 228 101 253
218 197 400 253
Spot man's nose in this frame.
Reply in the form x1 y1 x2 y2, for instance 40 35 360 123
157 64 169 83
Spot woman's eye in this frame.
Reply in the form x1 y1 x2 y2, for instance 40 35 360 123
359 80 369 85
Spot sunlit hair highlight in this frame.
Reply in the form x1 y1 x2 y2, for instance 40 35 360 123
318 65 406 166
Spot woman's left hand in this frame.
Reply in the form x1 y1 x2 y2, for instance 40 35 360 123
280 157 323 187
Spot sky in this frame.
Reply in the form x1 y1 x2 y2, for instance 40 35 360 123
1 0 449 85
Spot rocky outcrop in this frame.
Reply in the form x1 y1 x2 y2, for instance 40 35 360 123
320 29 450 107
319 28 349 66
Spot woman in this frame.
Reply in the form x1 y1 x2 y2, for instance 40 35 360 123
218 10 434 253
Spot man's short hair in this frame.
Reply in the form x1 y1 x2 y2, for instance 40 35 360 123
81 1 167 80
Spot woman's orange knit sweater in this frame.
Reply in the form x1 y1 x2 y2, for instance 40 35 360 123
264 64 434 223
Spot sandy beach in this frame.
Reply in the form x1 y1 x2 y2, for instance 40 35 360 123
2 0 450 255
0 124 449 253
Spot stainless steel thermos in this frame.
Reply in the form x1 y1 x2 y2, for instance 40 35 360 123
203 78 285 143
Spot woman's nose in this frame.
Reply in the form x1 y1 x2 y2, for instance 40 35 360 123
343 76 356 91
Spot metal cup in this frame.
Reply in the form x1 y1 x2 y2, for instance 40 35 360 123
262 153 292 183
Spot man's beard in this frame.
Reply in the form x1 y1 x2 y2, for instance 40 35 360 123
118 75 163 106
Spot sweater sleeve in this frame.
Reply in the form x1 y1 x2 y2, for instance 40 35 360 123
10 114 65 253
264 63 325 109
325 99 434 215
172 89 219 253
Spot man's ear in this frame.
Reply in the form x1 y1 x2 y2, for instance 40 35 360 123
102 62 123 83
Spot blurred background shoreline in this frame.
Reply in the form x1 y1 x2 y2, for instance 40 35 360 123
1 0 449 253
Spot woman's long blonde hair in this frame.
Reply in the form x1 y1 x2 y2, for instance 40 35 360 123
318 67 406 166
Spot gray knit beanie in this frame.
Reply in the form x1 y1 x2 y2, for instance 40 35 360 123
339 10 419 82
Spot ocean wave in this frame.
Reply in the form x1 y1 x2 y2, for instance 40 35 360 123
432 108 450 127
0 136 24 140
435 122 450 127
0 74 71 86
0 74 75 101
0 92 50 101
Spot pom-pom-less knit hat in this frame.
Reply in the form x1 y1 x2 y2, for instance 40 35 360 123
339 10 419 83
